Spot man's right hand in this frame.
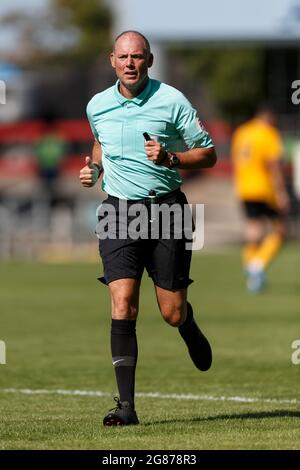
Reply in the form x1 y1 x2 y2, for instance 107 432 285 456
79 156 100 187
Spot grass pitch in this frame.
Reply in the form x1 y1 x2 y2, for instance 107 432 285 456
0 244 299 450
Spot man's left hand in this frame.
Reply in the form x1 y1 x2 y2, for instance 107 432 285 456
276 192 290 214
144 140 167 165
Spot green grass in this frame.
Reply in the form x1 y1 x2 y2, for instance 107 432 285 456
0 244 300 449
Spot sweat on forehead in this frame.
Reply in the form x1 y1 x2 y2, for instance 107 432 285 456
114 31 151 53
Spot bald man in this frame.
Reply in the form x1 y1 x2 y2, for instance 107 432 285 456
80 31 217 426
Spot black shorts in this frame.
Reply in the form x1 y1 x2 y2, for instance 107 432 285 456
96 189 194 290
242 201 280 219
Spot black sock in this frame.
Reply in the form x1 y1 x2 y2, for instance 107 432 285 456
111 319 138 407
178 302 197 332
179 302 212 371
179 302 200 346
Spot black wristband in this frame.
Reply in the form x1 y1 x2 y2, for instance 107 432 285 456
92 162 103 178
160 150 168 163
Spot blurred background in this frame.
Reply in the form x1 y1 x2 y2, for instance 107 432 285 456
0 0 299 261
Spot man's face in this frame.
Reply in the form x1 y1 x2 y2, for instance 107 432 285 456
110 34 153 93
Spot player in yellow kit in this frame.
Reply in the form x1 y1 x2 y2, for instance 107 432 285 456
231 106 290 292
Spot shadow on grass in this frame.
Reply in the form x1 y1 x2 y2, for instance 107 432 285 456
143 410 300 426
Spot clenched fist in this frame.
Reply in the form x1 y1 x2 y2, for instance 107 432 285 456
144 140 167 166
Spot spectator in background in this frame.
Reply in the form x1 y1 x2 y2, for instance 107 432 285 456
35 113 66 206
231 105 290 293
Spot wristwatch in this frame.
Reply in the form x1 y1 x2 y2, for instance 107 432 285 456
169 152 180 169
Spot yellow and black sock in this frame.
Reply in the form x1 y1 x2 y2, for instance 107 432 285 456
242 243 259 266
250 233 283 270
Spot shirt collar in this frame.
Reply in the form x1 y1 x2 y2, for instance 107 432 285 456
114 78 152 105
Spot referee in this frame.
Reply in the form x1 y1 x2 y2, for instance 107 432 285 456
80 31 217 426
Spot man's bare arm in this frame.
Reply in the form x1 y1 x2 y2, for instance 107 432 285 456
267 160 290 213
171 147 217 169
79 140 103 188
91 139 103 167
144 141 217 169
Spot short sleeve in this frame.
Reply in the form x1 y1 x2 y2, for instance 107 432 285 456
174 94 214 149
86 100 99 142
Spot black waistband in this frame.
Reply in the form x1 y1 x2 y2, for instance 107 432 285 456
107 188 182 205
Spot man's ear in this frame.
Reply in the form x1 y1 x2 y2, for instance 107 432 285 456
110 52 116 68
148 53 154 68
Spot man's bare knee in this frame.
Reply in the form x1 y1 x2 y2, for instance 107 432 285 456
109 279 140 320
111 295 138 320
246 219 264 244
160 304 185 327
155 286 187 327
272 219 287 240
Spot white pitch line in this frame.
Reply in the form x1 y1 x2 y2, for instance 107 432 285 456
0 388 300 405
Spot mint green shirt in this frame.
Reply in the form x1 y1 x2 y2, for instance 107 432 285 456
86 79 213 199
